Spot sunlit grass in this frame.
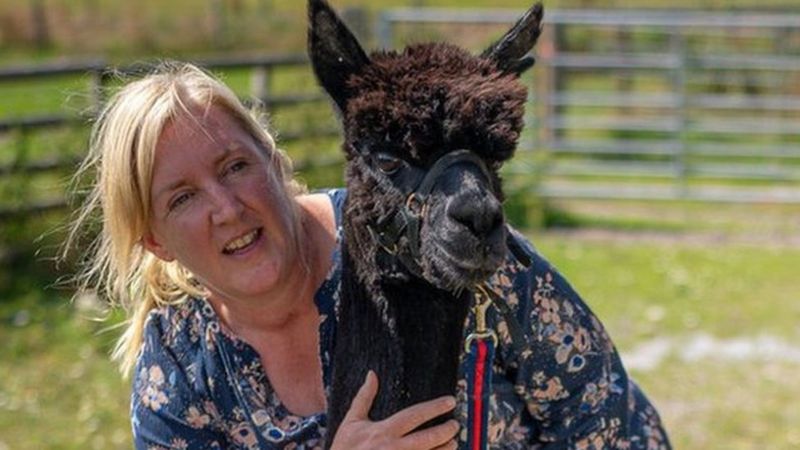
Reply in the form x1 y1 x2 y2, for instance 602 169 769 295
635 359 800 450
531 232 800 347
0 290 130 450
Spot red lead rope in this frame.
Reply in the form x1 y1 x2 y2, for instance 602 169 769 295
465 332 495 450
471 339 488 450
465 287 498 450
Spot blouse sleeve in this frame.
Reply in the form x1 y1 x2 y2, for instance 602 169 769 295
499 231 669 449
131 316 228 450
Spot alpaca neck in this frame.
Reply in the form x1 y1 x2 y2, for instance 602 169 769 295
325 244 471 449
381 278 470 406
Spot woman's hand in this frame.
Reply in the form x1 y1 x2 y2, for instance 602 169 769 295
330 371 459 450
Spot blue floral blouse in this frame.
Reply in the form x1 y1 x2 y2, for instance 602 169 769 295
131 188 671 449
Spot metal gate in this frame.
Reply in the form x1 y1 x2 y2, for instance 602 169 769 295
377 8 800 203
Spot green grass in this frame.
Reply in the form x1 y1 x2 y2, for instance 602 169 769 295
639 357 800 449
531 232 800 347
0 75 91 119
2 224 799 449
0 295 131 449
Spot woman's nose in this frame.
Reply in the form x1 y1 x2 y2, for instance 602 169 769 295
209 185 244 225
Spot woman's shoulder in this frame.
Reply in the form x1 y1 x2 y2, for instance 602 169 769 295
299 188 346 227
139 298 217 368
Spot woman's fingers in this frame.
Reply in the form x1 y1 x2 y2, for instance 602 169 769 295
333 372 460 450
342 370 379 422
383 395 457 436
398 420 460 450
431 439 459 450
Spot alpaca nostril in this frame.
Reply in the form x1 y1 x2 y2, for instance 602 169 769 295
447 195 503 237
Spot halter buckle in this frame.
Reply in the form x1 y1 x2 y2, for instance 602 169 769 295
465 284 497 352
405 193 427 218
464 330 498 353
367 224 398 255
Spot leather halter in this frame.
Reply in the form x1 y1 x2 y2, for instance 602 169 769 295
366 149 531 278
366 149 494 278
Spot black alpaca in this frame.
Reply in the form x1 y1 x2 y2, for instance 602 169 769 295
307 0 543 444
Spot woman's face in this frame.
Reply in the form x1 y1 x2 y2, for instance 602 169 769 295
144 103 297 303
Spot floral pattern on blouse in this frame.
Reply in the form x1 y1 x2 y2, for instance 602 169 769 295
131 188 671 449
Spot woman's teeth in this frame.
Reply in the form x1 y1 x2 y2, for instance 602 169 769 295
223 229 259 253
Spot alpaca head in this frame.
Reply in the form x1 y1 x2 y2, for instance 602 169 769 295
309 0 543 291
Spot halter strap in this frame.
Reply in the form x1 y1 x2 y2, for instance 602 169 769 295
367 149 494 278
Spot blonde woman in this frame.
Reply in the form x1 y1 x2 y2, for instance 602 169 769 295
65 62 459 450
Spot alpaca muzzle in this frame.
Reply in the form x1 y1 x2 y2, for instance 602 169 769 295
368 149 490 277
367 149 531 280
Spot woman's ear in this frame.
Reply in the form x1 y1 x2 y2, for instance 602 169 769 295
142 232 175 262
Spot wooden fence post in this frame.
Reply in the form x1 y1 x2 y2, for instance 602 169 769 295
89 68 105 117
30 0 50 49
250 64 270 104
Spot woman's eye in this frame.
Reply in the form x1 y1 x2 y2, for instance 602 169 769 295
227 160 248 175
169 191 193 211
375 154 403 175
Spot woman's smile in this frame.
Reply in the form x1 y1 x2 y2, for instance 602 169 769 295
222 227 263 255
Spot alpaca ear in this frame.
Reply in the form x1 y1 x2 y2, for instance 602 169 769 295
308 0 370 113
481 2 544 76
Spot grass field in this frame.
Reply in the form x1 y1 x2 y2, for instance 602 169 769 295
2 203 800 448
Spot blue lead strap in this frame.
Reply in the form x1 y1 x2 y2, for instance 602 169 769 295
465 289 496 450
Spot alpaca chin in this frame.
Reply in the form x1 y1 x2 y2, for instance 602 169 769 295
422 225 508 292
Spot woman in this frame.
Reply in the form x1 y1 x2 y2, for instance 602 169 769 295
66 62 458 450
66 62 670 449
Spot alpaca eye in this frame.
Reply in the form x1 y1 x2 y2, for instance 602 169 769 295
375 153 404 175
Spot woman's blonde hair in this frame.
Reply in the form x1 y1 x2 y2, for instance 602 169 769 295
63 62 306 376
